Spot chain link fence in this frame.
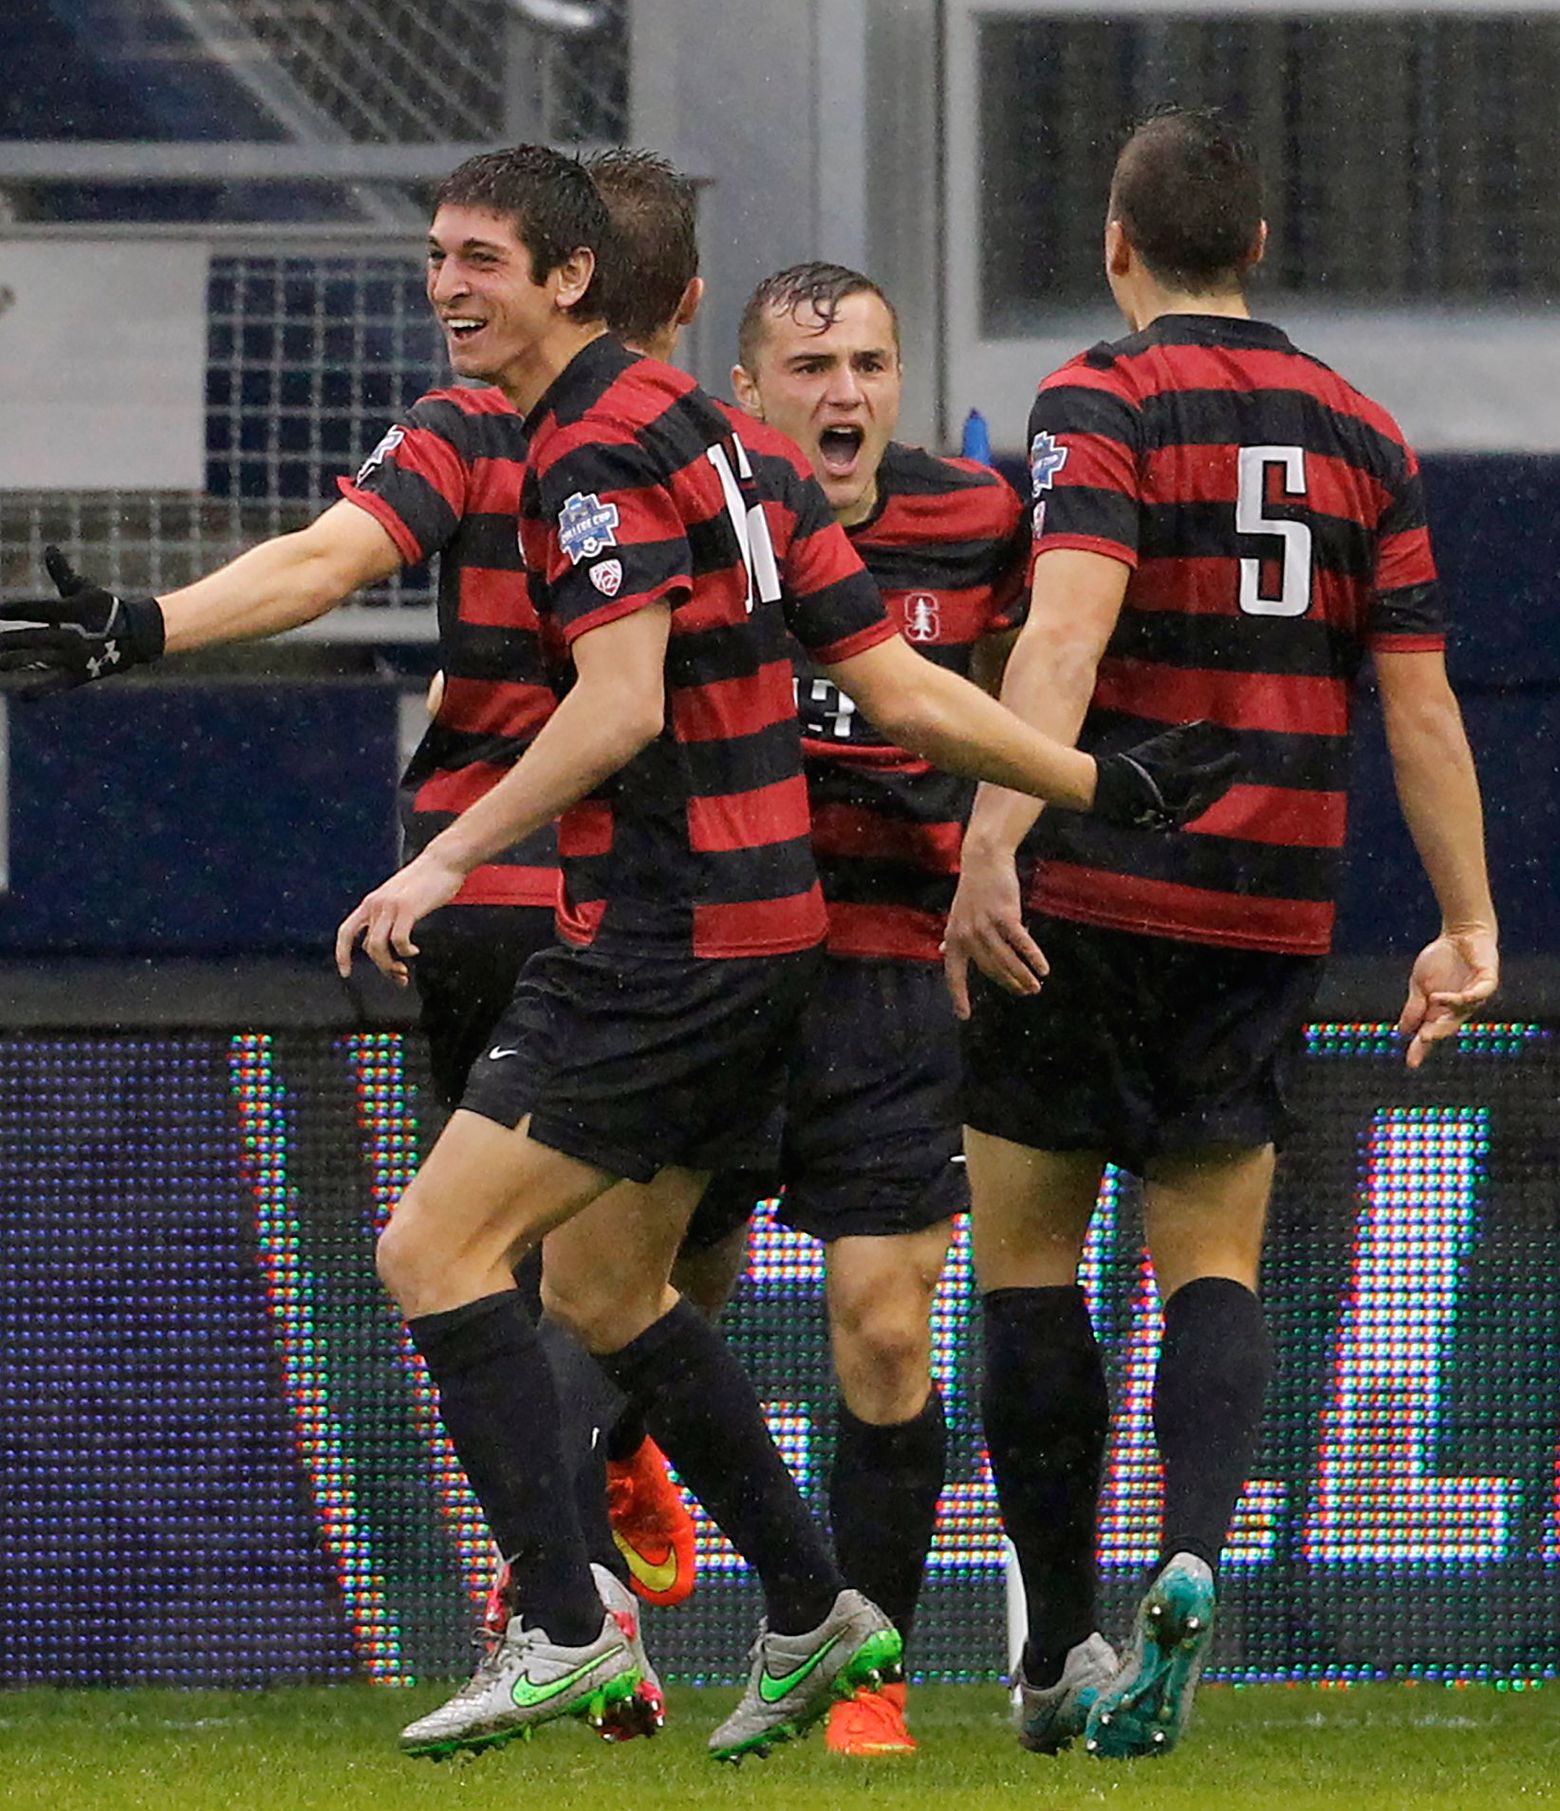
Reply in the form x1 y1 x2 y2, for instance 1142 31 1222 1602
224 0 629 144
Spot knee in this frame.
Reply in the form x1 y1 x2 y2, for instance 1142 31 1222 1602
538 1271 601 1349
831 1296 932 1419
375 1203 420 1309
541 1270 661 1355
375 1184 448 1314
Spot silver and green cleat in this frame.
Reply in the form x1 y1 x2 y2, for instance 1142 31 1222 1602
399 1609 639 1761
1013 1632 1119 1754
708 1588 904 1762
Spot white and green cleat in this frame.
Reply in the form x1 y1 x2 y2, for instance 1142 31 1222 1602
1085 1552 1215 1760
1012 1632 1119 1754
708 1589 904 1763
398 1608 639 1760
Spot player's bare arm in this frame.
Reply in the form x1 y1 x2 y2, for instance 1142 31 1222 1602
826 614 1235 914
943 547 1129 1017
336 601 674 982
0 501 405 693
156 501 404 652
827 630 1097 809
1374 646 1499 1068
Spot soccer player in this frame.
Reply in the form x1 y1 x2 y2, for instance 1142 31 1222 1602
332 145 1236 1761
942 106 1499 1761
0 149 722 1702
688 261 1028 1756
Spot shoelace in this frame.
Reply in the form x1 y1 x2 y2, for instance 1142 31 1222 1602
450 1620 543 1703
740 1621 771 1685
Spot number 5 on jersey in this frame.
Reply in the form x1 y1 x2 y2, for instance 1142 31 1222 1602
1236 444 1312 618
707 435 782 614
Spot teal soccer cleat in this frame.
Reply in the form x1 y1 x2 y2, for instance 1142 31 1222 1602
1085 1553 1215 1760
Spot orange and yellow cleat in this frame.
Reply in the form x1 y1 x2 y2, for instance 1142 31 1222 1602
606 1435 698 1608
825 1679 917 1756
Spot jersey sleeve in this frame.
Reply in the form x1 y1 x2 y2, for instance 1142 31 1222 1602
524 427 693 645
1366 443 1446 651
775 465 895 663
983 475 1031 634
336 393 474 565
1026 360 1142 577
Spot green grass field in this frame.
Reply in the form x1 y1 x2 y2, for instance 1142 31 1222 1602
2 1682 1555 1811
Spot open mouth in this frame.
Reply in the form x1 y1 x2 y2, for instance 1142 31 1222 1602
818 424 865 476
443 317 487 344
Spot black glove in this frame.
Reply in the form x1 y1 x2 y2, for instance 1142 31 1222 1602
1091 719 1241 831
0 547 166 699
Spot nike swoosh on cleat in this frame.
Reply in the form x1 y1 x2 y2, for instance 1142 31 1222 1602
613 1531 679 1597
510 1642 627 1709
758 1631 844 1705
487 1045 521 1061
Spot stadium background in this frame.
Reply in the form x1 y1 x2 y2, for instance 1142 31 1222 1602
1 0 1557 1692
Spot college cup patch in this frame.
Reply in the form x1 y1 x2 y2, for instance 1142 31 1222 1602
589 558 623 597
557 490 621 564
1029 430 1069 495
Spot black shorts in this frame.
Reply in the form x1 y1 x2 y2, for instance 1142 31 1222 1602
691 957 968 1246
961 914 1325 1176
410 904 557 1110
460 941 824 1185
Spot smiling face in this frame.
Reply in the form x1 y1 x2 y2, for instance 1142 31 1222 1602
732 289 902 526
424 202 574 389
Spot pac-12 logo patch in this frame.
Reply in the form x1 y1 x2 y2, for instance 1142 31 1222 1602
589 558 623 597
1029 430 1069 495
557 491 620 564
903 592 941 642
354 425 405 486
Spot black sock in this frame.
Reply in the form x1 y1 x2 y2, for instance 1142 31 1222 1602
981 1286 1109 1687
829 1388 946 1660
599 1297 844 1633
605 1405 649 1464
1154 1275 1272 1576
407 1291 602 1646
535 1316 629 1586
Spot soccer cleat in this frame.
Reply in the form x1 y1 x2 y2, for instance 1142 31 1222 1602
825 1677 917 1756
589 1564 667 1742
1012 1633 1118 1754
398 1608 639 1760
607 1434 698 1608
1085 1553 1216 1760
707 1588 904 1763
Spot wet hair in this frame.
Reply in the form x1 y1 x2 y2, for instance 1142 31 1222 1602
736 261 900 373
584 149 700 345
1111 106 1263 293
433 144 610 317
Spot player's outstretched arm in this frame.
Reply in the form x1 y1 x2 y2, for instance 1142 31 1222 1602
336 603 672 983
1375 647 1499 1068
0 502 402 696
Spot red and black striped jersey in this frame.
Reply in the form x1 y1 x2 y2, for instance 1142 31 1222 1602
519 334 896 959
338 385 558 911
1023 314 1444 957
794 443 1028 961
